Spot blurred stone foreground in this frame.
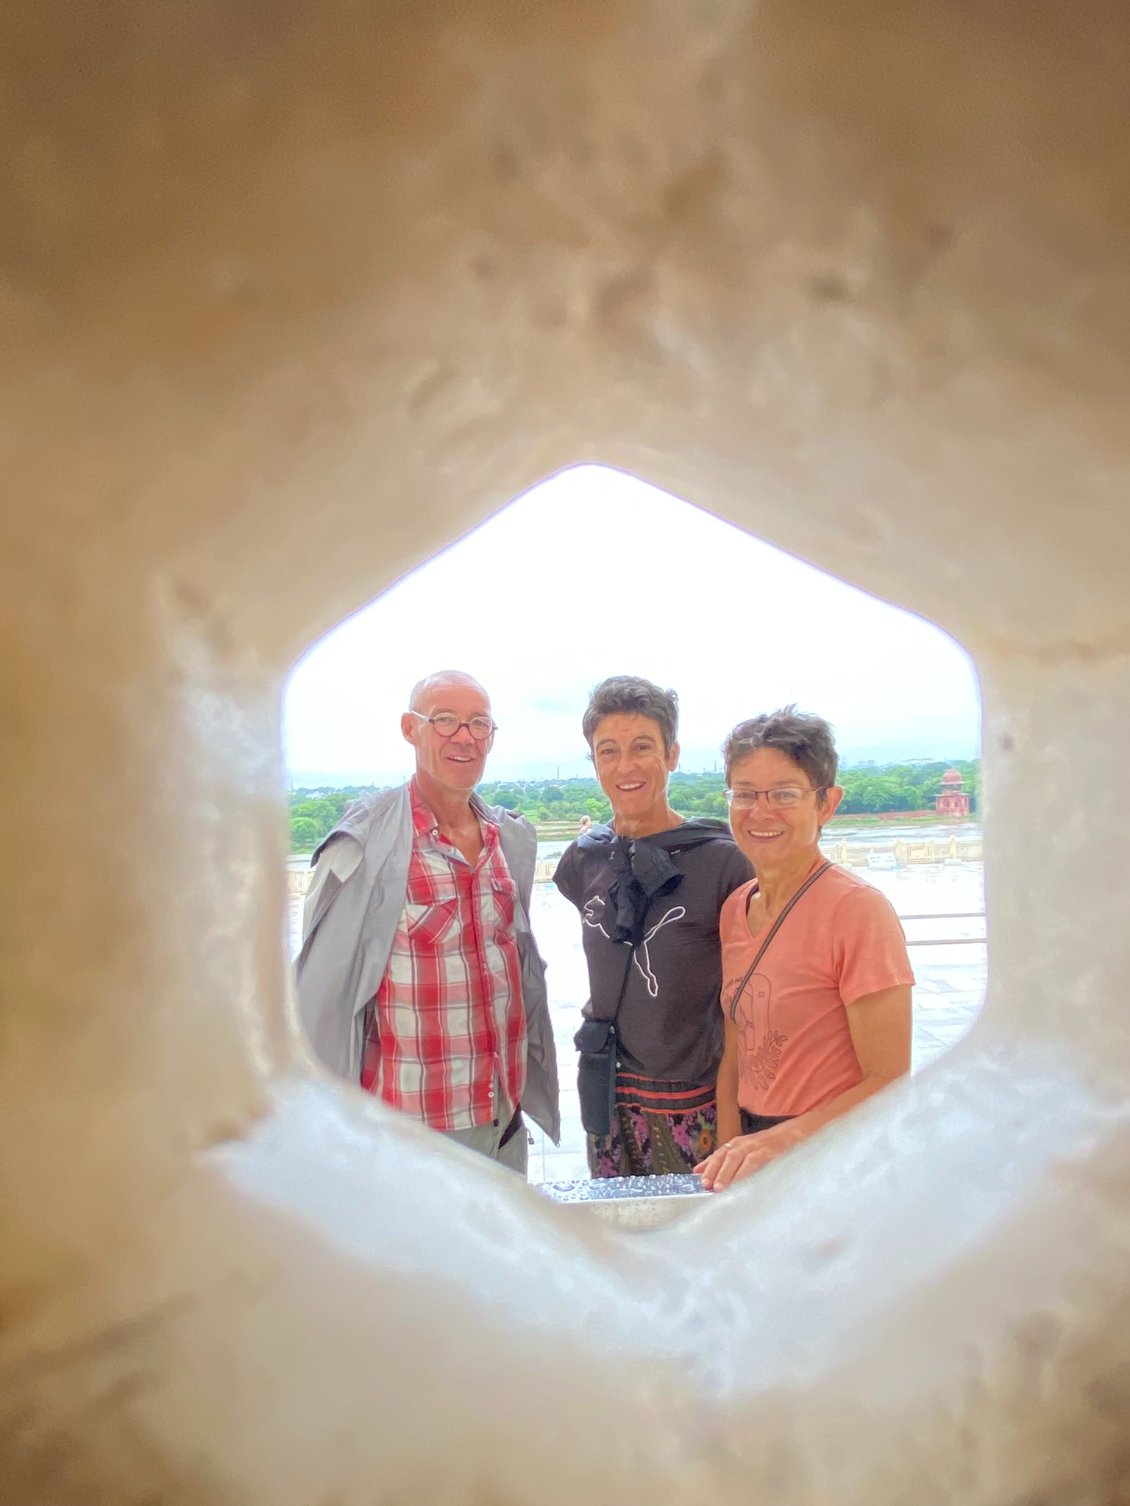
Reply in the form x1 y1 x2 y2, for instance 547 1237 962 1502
3 4 1130 1505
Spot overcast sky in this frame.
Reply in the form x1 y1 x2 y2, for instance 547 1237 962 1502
284 466 981 787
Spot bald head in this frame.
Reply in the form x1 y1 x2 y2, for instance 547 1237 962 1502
402 671 496 798
408 670 489 712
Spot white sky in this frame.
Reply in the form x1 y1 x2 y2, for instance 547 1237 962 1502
284 466 981 786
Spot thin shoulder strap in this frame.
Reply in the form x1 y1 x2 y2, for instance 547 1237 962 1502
728 861 833 1021
610 879 653 1026
611 943 634 1026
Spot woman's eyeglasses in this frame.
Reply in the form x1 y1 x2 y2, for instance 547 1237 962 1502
724 785 827 811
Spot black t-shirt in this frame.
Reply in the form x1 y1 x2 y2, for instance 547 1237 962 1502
554 827 753 1086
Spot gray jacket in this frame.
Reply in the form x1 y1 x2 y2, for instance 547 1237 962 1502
294 784 560 1142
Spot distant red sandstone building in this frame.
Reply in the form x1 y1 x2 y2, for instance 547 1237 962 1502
934 767 971 818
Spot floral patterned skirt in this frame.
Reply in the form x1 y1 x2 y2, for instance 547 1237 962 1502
587 1071 717 1179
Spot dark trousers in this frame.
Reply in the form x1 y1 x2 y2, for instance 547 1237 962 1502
740 1109 793 1135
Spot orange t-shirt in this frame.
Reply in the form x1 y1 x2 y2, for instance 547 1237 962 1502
719 863 915 1118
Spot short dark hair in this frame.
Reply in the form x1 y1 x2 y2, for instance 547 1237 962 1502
722 705 838 794
582 675 679 752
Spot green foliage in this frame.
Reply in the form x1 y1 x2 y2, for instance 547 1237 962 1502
286 760 978 848
837 760 978 815
471 778 609 825
290 817 322 850
291 798 338 830
287 785 378 850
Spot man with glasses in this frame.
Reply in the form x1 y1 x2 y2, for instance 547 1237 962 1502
295 670 560 1172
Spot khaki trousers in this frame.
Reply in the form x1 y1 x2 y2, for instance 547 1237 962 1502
443 1112 528 1176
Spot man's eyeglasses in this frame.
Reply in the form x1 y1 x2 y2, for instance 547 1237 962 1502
408 710 497 741
724 785 827 811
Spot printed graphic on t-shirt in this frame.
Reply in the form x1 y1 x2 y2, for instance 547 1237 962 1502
727 971 789 1090
581 895 610 938
582 894 688 999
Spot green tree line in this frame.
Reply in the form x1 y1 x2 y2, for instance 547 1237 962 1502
288 760 979 850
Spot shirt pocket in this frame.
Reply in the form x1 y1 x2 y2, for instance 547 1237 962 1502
403 877 461 950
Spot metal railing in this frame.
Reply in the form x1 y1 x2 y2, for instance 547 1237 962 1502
900 912 986 946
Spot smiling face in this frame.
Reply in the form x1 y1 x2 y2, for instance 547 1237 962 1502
401 675 494 800
726 746 843 871
590 713 679 834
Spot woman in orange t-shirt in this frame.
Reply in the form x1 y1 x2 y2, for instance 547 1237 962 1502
696 707 914 1191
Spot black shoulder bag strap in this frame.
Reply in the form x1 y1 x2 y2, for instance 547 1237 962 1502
727 861 832 1021
573 905 646 1138
610 938 636 1023
586 906 640 1043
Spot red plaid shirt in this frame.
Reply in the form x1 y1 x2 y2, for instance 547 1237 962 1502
359 781 527 1131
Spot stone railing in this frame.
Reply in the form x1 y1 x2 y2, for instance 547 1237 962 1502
827 836 983 866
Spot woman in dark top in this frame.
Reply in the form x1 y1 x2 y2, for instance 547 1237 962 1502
554 676 752 1177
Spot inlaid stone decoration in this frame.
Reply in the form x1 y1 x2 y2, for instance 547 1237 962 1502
2 2 1129 1503
538 1173 709 1229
